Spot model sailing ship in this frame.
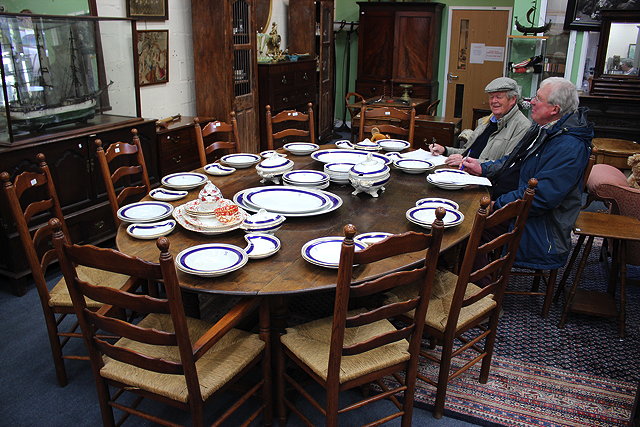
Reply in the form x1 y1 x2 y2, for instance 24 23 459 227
1 18 108 130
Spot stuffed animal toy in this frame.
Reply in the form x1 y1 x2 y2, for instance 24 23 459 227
627 153 640 189
370 127 389 142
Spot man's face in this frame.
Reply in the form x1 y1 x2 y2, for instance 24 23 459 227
488 91 517 119
530 85 560 125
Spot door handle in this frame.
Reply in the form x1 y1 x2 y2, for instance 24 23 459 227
447 73 459 83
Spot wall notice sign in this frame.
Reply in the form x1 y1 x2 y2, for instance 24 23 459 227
485 46 505 62
470 43 485 64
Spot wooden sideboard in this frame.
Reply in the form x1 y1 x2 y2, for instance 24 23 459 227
0 116 157 295
156 116 201 176
414 115 462 150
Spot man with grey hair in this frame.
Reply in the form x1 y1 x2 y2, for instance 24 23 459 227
621 58 638 75
462 77 593 270
430 76 530 166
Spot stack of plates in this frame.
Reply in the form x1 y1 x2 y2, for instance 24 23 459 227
378 139 410 152
415 197 459 210
282 170 330 189
283 142 319 155
220 153 261 168
161 172 208 190
324 162 354 184
394 158 434 174
406 206 465 229
427 169 471 190
126 220 176 240
311 149 391 166
176 243 248 277
353 140 380 151
204 163 236 176
301 237 365 268
117 201 174 223
233 186 343 217
172 201 247 235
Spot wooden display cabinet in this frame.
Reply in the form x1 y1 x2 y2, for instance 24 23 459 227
413 115 462 150
156 116 202 175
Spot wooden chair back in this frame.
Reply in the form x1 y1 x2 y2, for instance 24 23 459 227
95 128 151 226
265 102 315 150
194 112 239 167
358 105 416 147
50 221 270 425
426 99 440 116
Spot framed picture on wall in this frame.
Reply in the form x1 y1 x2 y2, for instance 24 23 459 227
127 0 168 20
137 30 169 86
564 0 640 31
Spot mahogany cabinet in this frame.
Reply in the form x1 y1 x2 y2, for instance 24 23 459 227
156 116 202 175
0 116 156 295
414 115 462 150
356 2 443 102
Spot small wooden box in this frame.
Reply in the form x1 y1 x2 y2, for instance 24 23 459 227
592 138 640 170
413 115 462 149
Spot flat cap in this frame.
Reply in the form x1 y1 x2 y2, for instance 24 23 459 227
484 77 518 93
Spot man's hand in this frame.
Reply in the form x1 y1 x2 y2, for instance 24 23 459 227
428 143 446 155
445 154 463 166
461 157 482 175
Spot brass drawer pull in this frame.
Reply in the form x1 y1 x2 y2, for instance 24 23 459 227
172 155 182 164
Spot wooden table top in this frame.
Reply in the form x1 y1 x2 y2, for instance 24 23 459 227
592 138 639 155
116 146 488 296
574 211 640 241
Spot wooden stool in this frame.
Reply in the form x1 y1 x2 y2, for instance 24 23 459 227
557 211 640 338
591 138 639 170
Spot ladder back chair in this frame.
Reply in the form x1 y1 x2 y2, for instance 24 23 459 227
0 154 130 387
194 112 239 167
265 102 315 150
425 99 440 116
277 213 446 427
385 179 537 419
345 92 366 142
358 105 416 147
95 128 151 226
50 221 272 427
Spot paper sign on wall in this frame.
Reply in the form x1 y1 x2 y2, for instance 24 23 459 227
485 46 505 62
470 43 485 64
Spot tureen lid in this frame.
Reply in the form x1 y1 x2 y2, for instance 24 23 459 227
243 208 286 226
257 155 293 170
350 153 390 176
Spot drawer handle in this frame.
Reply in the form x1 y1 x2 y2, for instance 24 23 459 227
302 73 309 80
95 220 105 230
281 75 288 84
304 92 310 98
282 96 289 103
172 155 182 164
371 87 377 93
167 135 181 143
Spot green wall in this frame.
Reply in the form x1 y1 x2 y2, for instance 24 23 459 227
3 0 89 15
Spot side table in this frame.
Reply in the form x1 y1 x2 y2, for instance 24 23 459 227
557 211 640 338
592 138 639 170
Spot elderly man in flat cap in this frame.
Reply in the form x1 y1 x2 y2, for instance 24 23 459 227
430 76 530 167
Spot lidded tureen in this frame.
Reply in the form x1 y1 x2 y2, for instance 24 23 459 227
255 153 294 184
241 209 286 234
349 153 390 197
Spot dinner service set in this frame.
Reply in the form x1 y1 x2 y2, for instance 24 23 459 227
349 153 391 197
282 170 330 189
233 186 343 217
283 142 319 156
204 163 236 176
427 169 472 190
255 153 295 184
311 149 391 166
406 205 465 229
393 158 434 174
301 236 366 268
241 209 286 234
220 153 261 168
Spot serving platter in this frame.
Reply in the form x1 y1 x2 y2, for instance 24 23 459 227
220 153 261 168
126 220 176 240
243 187 331 214
233 188 343 217
149 188 188 201
161 172 208 190
176 243 248 277
244 233 281 259
117 201 174 223
301 237 365 268
172 204 245 235
204 163 236 176
406 206 464 229
311 149 391 165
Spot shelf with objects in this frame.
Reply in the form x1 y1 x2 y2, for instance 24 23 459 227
504 35 548 100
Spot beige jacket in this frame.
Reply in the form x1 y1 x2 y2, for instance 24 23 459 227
447 106 530 161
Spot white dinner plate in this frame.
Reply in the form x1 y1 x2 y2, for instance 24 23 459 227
117 201 174 223
394 158 434 174
378 139 410 152
311 149 391 165
233 188 343 217
204 163 236 176
220 153 261 168
243 187 331 214
406 206 464 229
354 232 393 247
415 197 460 210
433 168 469 176
426 175 470 190
301 237 365 268
283 142 319 155
176 243 248 277
244 233 281 259
149 188 188 201
126 220 176 240
282 170 330 185
161 172 208 190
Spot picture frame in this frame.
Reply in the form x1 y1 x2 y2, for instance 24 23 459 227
564 0 640 31
126 0 168 21
137 30 169 86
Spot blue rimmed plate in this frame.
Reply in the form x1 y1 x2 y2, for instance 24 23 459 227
117 201 174 223
282 170 330 185
233 188 342 217
415 197 460 210
243 187 331 214
283 142 319 155
406 206 464 229
301 237 365 268
126 220 176 240
161 172 208 190
204 163 236 176
353 232 393 247
311 149 391 165
176 243 248 277
394 158 434 174
149 188 188 201
244 233 281 259
378 139 410 152
220 153 261 168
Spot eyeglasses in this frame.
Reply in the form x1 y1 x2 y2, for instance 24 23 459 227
532 95 558 107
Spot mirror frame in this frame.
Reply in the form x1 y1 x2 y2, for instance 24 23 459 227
594 10 640 79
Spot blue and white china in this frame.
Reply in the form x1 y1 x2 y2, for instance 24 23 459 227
301 237 365 268
161 172 208 190
324 162 355 184
427 169 471 190
349 153 391 197
117 201 174 223
233 188 343 217
311 149 391 165
241 209 286 234
149 188 188 201
260 150 287 158
282 170 330 187
126 220 176 240
204 163 236 176
220 153 261 168
176 243 248 277
433 168 469 176
393 158 434 174
406 206 464 229
334 140 353 149
353 138 380 151
384 152 403 161
244 233 281 259
378 139 410 152
353 232 393 247
415 197 460 210
283 142 319 155
244 187 330 214
255 155 294 184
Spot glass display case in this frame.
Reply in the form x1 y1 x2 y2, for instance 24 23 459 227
0 13 139 144
505 35 547 100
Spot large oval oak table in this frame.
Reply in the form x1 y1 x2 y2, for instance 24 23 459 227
116 145 489 297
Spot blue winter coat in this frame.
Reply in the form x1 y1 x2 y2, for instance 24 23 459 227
481 108 593 269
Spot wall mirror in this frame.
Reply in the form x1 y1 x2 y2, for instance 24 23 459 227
255 0 272 33
595 10 640 78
